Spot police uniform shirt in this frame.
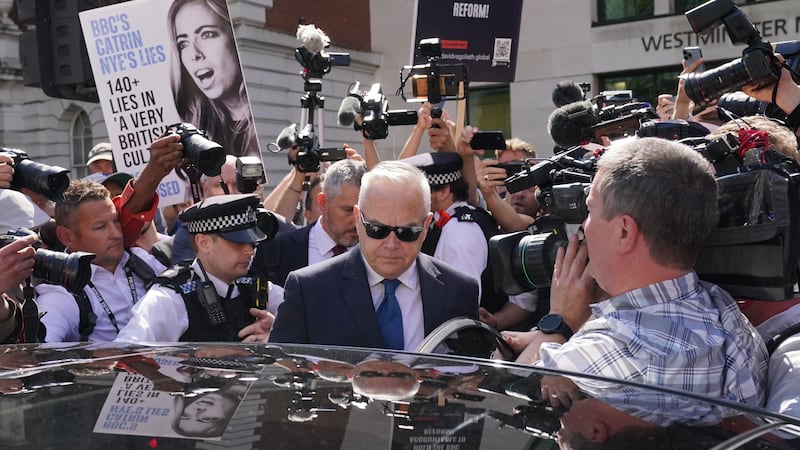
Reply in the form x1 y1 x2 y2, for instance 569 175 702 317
308 219 351 266
35 247 167 343
115 259 284 343
433 200 488 301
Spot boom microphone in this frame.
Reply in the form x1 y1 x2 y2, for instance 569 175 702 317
296 24 329 53
276 124 297 150
552 81 585 107
547 101 601 149
337 96 362 127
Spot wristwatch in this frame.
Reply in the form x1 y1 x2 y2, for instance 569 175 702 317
537 313 573 339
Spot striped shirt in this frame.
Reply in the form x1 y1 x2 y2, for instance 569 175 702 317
538 271 768 426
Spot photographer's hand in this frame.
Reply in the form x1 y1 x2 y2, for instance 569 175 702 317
428 118 457 152
124 134 183 215
672 57 705 120
0 153 14 189
549 233 597 332
0 234 36 294
743 56 800 117
478 159 533 232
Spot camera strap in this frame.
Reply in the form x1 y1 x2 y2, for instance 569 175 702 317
86 281 121 334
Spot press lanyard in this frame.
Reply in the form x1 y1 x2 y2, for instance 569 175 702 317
86 270 138 333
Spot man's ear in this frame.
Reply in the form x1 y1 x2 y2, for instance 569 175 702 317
55 225 76 250
616 214 640 255
585 419 609 443
194 234 211 256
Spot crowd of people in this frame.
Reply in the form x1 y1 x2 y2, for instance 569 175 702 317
1 44 800 446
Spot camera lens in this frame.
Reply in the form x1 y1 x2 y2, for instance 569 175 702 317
684 58 753 108
182 133 225 177
12 159 70 201
33 249 95 294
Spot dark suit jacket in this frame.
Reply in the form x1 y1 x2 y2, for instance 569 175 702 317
269 248 480 349
252 224 312 287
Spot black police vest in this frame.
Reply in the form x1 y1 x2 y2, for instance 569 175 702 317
154 265 266 342
421 205 509 314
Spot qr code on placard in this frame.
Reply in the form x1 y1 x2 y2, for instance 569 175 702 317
493 38 512 63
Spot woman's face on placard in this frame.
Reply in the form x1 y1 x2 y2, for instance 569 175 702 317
174 0 240 100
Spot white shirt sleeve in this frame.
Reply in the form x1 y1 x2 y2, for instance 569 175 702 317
115 285 189 343
34 283 81 343
268 282 284 318
509 291 539 313
433 219 488 298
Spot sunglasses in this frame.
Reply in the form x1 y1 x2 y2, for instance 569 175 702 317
359 211 425 242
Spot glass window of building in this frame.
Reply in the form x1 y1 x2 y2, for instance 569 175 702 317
71 111 92 179
598 68 679 107
598 0 654 23
468 85 511 139
676 0 760 12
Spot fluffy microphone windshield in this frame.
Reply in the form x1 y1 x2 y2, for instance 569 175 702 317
337 96 362 126
547 100 601 149
296 24 329 53
552 81 585 107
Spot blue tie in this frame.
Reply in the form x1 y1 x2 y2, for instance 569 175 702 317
377 279 404 350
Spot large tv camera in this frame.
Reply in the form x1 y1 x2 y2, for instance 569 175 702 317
489 146 599 294
2 148 70 202
337 82 418 140
682 0 800 107
0 228 95 294
398 38 468 118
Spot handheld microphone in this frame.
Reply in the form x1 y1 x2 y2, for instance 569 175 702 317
296 24 329 53
547 101 601 149
337 96 362 127
276 124 297 150
552 81 585 107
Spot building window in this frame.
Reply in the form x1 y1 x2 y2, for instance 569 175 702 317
677 0 760 12
598 0 653 23
597 67 679 108
468 85 511 139
71 111 92 179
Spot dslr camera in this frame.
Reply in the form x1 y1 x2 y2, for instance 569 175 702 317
0 228 95 294
683 0 800 107
2 148 70 201
164 123 226 177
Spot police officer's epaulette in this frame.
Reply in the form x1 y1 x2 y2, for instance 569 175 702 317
453 205 477 223
154 264 199 294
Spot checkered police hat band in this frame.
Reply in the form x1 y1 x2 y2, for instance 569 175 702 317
186 206 257 234
426 170 462 186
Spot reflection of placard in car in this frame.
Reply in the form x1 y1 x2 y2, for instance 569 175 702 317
697 169 800 301
392 403 484 450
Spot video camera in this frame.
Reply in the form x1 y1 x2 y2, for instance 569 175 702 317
489 146 599 294
341 82 418 140
682 0 800 107
2 148 70 202
0 228 95 294
294 24 350 80
271 25 348 174
399 38 468 118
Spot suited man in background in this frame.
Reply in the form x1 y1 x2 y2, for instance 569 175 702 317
269 161 479 350
254 159 366 287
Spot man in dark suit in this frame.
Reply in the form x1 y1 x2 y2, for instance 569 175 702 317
254 159 366 286
269 160 479 350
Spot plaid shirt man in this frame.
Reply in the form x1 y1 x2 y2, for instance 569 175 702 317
538 271 768 426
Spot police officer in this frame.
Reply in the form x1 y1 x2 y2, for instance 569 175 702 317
116 194 279 343
402 152 493 302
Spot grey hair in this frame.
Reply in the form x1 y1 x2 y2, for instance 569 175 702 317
321 159 366 199
359 161 431 214
594 137 718 270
